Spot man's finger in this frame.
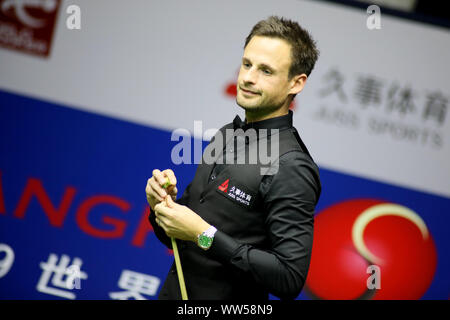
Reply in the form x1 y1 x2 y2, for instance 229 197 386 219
162 169 177 187
152 169 167 186
154 203 173 218
149 177 167 198
147 191 163 203
165 194 177 208
146 182 164 201
154 203 162 213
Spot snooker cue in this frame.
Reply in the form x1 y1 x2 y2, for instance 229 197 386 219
163 178 188 300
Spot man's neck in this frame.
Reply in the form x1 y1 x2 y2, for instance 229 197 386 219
245 106 289 123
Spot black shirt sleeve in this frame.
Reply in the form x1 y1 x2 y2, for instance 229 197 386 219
208 151 321 299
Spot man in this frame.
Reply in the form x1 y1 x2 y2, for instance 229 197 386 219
145 16 321 300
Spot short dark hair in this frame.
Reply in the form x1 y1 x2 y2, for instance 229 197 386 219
244 16 319 79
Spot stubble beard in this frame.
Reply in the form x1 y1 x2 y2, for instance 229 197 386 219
236 93 286 120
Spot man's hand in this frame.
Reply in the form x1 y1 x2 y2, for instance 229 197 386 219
154 196 211 243
145 169 178 211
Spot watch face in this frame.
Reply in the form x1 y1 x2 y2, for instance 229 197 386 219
198 235 212 249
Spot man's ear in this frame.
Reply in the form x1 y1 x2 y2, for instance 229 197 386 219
288 73 308 96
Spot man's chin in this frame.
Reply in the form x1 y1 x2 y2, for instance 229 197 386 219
236 97 260 110
236 98 287 119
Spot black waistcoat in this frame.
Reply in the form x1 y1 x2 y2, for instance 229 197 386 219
158 121 313 300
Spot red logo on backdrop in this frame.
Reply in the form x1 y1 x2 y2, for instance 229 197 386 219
0 0 61 57
218 179 229 193
305 199 437 300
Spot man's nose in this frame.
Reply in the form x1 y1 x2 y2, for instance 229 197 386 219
242 67 258 84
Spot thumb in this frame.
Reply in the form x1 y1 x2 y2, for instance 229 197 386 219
165 194 176 208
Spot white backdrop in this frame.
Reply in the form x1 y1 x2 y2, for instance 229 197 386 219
1 0 449 198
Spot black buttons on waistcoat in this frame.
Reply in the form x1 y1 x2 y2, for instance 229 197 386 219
199 198 205 203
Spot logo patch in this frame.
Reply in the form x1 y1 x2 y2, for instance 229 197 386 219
216 178 255 208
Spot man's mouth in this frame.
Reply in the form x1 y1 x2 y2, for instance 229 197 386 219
240 87 260 95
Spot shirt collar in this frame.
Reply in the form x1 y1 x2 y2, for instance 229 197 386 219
233 110 293 131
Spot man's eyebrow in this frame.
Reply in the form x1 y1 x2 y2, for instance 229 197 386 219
259 63 275 71
242 57 276 71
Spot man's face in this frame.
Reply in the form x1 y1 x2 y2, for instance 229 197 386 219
236 36 294 115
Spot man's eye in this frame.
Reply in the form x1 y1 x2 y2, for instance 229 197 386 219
243 63 251 68
263 69 272 75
